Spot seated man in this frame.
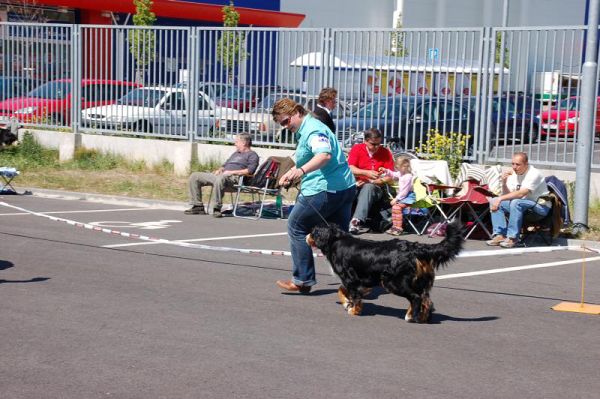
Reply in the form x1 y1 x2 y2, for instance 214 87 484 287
486 152 551 248
347 128 394 234
185 133 259 218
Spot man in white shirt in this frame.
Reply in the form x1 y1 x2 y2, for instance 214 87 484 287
486 152 550 248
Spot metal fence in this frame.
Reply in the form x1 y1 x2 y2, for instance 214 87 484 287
0 22 597 168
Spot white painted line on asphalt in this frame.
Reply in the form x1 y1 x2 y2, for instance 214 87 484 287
457 246 575 257
103 232 289 248
438 256 600 280
0 207 154 216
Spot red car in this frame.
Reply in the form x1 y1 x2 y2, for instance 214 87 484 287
538 96 600 138
0 78 139 127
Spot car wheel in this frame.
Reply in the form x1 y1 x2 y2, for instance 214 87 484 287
135 120 153 134
47 113 64 126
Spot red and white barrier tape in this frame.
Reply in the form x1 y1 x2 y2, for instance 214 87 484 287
0 201 326 258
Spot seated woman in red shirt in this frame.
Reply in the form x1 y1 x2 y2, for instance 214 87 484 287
347 128 394 234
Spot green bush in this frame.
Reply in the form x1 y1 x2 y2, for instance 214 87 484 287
416 131 470 179
0 132 59 169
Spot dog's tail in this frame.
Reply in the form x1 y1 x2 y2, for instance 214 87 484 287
417 222 464 269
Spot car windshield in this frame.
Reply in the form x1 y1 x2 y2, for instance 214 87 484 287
118 88 167 107
558 98 579 111
255 94 303 112
27 81 71 99
223 87 255 99
491 99 516 115
354 100 407 119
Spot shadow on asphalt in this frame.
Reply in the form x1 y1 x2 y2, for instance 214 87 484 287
0 277 50 284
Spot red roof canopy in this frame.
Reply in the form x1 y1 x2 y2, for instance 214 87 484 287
34 0 305 27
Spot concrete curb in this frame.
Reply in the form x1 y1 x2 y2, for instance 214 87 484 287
564 239 600 251
22 187 188 211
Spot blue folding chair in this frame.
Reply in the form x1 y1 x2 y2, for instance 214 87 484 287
0 167 19 194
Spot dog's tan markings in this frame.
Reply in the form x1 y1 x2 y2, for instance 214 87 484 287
338 286 350 309
348 300 363 316
405 303 414 322
305 234 316 247
415 259 434 279
418 296 432 323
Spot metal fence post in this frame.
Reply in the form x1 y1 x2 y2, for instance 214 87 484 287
188 27 197 142
477 27 492 164
71 25 80 134
574 0 600 231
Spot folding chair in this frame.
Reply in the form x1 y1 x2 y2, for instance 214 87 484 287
0 167 19 194
428 179 493 240
401 177 436 235
521 192 562 246
232 156 295 220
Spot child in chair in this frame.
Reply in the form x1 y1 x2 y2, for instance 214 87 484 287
379 156 415 236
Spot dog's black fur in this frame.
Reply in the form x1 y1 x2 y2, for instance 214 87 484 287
0 128 17 147
308 222 464 322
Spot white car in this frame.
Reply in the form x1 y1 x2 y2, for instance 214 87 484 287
216 92 351 143
81 86 238 136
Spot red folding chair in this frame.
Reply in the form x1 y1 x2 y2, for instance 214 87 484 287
427 179 493 239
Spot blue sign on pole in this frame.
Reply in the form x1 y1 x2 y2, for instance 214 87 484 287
428 48 439 61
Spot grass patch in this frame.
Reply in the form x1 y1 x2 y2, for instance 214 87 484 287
0 133 296 204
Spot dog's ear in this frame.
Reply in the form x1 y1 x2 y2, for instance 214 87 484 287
328 223 345 239
311 225 333 248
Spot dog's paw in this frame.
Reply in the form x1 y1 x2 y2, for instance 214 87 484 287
405 304 415 322
347 301 363 316
417 298 433 323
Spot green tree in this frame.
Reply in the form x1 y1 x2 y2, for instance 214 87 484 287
216 1 247 83
495 31 510 69
387 14 408 57
128 0 157 84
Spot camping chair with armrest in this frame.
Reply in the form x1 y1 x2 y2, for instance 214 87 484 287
408 158 461 233
232 156 295 220
521 192 561 246
398 177 437 235
428 179 494 240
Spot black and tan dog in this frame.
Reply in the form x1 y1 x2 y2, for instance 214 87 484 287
307 222 463 322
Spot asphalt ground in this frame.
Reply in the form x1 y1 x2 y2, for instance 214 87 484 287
0 193 599 399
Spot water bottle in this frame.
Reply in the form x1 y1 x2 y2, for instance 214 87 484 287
275 194 282 211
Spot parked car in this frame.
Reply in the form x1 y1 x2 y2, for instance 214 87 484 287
215 91 350 143
0 79 139 127
80 86 237 135
215 92 306 142
215 85 275 112
197 82 229 101
0 77 34 101
336 96 476 152
537 96 600 139
472 96 541 144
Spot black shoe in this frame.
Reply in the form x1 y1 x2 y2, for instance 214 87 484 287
212 209 223 218
184 205 206 215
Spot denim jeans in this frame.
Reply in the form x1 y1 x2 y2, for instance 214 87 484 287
491 198 551 240
287 186 356 286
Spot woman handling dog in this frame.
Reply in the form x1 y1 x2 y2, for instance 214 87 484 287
272 98 356 294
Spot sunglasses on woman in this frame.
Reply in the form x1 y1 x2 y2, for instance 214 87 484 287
276 116 291 127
